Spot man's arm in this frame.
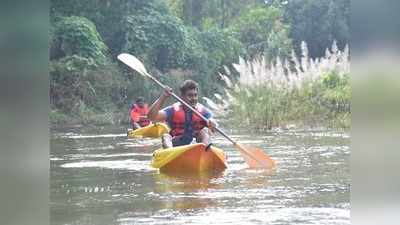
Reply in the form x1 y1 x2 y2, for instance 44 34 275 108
203 108 217 133
147 88 172 122
130 109 141 129
130 110 140 122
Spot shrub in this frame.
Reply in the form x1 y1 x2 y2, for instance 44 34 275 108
208 41 350 129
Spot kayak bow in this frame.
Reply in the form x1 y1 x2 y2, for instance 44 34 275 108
127 123 169 138
151 143 227 173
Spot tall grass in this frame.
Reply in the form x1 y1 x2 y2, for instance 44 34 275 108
205 41 350 130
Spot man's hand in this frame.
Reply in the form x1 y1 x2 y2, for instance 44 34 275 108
148 87 171 122
162 86 172 99
207 119 218 133
132 122 141 130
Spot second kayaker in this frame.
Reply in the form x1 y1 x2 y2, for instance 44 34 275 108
147 79 217 149
130 96 151 130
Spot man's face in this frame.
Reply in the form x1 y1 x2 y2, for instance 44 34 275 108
136 101 144 107
182 89 198 107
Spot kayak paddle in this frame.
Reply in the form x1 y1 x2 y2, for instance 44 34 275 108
117 53 276 169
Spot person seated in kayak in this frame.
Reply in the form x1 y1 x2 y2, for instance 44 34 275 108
130 96 151 130
147 79 217 149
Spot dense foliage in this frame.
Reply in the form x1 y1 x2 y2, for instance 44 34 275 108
50 16 108 63
50 0 350 128
283 0 350 57
228 5 292 59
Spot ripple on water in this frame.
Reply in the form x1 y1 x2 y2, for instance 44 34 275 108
57 133 127 139
115 206 347 225
51 152 153 162
74 145 115 151
60 159 156 172
136 207 350 225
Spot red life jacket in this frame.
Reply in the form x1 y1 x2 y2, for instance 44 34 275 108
169 102 208 137
130 103 150 127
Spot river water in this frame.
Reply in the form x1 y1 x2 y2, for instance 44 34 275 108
50 126 350 225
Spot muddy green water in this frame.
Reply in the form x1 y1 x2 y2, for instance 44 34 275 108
51 126 350 225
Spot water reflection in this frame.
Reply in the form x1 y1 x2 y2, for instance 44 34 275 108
230 168 275 189
151 171 225 211
154 170 225 191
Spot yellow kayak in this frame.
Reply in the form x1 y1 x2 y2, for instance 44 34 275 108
127 123 170 138
151 143 227 173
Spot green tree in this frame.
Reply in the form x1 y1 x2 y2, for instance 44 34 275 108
167 0 268 30
283 0 350 58
196 28 244 95
50 14 126 122
50 16 108 64
121 10 194 71
229 5 292 59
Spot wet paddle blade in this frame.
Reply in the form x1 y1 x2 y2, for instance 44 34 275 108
117 53 148 76
235 143 276 169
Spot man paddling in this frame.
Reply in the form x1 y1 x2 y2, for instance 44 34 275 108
130 97 151 130
147 80 217 148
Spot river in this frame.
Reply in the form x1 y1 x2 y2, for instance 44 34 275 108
50 125 350 225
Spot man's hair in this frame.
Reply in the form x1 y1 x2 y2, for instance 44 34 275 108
180 80 198 95
136 96 144 103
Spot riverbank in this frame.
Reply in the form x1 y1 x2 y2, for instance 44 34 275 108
50 109 349 132
50 109 128 128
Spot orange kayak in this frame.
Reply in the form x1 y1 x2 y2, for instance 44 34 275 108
151 143 227 173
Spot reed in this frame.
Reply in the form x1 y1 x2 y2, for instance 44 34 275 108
204 41 350 129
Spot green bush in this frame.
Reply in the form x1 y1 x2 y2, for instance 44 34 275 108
227 74 350 130
321 71 350 113
50 55 126 122
51 16 108 64
228 5 292 59
49 110 69 125
122 11 192 71
222 42 350 129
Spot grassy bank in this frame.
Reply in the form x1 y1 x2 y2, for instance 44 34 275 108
50 109 129 127
207 42 350 130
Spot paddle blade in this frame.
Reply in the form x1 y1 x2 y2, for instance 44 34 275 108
117 53 148 76
235 143 276 169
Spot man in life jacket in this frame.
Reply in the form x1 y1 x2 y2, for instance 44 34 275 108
147 80 217 149
130 97 151 130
